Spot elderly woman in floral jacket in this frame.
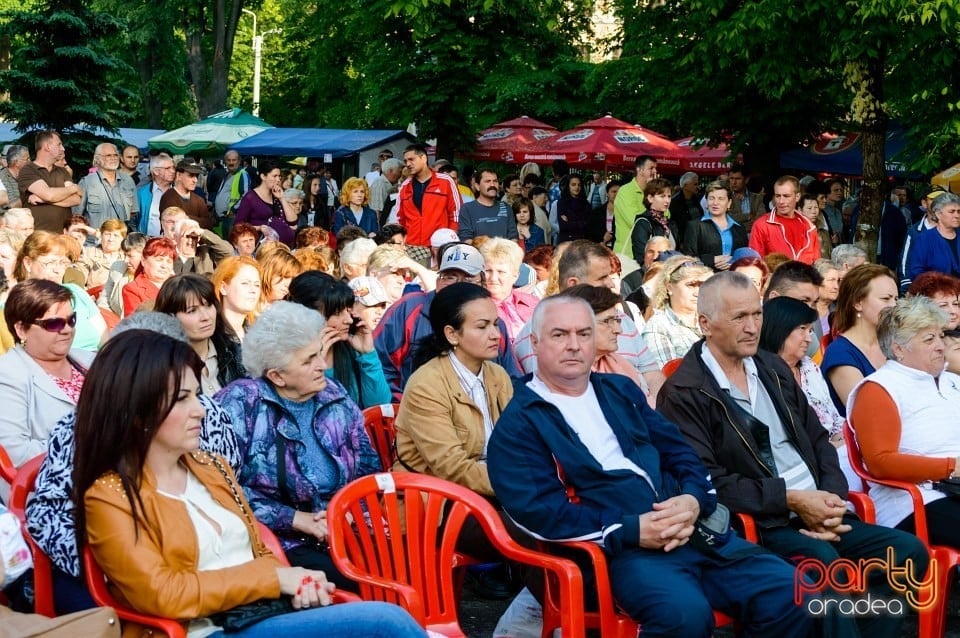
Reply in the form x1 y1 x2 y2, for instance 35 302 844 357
215 301 380 592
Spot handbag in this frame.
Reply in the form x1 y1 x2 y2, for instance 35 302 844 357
932 476 960 498
206 455 293 632
209 597 293 632
0 606 120 638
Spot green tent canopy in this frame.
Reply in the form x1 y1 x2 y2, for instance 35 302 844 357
147 108 273 155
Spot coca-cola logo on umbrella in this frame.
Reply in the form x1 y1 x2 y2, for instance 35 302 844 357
478 128 514 142
812 134 860 155
613 129 650 144
557 129 595 143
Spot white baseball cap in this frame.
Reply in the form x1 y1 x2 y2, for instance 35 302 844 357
438 244 484 276
349 276 390 306
430 228 460 248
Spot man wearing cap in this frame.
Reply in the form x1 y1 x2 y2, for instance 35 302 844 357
373 242 522 399
159 160 216 230
349 276 390 330
74 142 138 228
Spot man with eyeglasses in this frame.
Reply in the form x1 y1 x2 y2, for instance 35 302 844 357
136 152 175 236
74 143 138 228
17 129 83 232
373 242 522 400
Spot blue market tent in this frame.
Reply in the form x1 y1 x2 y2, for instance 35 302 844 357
780 128 922 178
229 128 416 157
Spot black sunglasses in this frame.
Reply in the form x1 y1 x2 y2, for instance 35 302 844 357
33 312 78 332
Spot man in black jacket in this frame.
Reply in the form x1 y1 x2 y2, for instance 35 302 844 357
659 271 929 638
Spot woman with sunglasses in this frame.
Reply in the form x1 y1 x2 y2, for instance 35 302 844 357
641 255 713 368
0 279 94 476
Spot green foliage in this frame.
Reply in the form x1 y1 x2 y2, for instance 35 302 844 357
0 1 133 133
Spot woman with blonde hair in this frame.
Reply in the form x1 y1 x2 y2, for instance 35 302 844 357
15 231 106 350
0 229 20 299
257 247 303 305
332 177 378 237
641 255 713 368
478 237 539 341
211 256 263 341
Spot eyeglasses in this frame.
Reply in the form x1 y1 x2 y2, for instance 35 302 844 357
598 315 622 328
33 312 77 332
438 272 482 284
35 258 70 270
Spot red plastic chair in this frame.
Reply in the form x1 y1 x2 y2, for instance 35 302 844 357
327 472 586 637
0 443 16 484
83 545 187 638
362 403 400 470
8 453 56 617
843 420 947 638
661 357 683 378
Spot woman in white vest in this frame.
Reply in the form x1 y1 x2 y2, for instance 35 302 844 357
848 296 960 545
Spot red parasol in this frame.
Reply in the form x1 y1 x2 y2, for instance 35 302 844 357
670 137 736 175
514 115 683 170
466 116 558 162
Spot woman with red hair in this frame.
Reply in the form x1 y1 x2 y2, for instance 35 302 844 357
907 271 960 330
121 236 176 315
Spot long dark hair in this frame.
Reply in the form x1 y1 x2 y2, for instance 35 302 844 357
287 270 356 392
413 282 492 370
72 330 204 550
155 274 246 386
759 296 819 355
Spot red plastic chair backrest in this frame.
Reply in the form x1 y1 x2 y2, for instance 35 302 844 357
661 358 683 378
327 472 586 637
256 521 290 567
83 545 186 637
8 454 55 617
0 444 16 484
362 403 400 470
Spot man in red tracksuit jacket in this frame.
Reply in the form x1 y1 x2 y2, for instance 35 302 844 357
397 143 461 246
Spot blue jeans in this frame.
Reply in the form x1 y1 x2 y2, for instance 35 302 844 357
211 601 425 637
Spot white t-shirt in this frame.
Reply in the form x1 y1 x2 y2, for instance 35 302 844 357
527 375 657 495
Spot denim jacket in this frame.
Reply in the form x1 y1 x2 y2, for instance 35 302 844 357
214 377 381 550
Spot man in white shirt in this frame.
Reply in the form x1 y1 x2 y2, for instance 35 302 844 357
488 295 811 638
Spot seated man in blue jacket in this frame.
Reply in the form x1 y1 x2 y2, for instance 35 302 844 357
488 294 811 638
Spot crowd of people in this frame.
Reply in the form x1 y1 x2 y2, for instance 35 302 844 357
1 131 959 637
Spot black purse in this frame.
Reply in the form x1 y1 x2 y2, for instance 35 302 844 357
210 598 293 632
207 455 293 632
933 477 960 498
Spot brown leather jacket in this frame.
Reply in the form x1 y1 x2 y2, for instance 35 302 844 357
393 355 513 496
84 452 283 637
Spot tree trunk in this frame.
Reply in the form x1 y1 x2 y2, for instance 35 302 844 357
185 0 243 117
135 49 163 129
847 55 887 262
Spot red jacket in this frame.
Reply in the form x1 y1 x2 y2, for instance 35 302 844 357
748 211 820 264
121 273 159 316
397 171 461 246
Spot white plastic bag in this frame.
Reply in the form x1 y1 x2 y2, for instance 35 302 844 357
0 507 32 587
493 587 544 638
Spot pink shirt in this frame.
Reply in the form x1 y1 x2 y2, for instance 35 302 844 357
495 290 539 343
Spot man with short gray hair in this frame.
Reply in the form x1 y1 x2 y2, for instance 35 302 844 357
74 142 138 227
0 145 29 209
136 152 175 236
906 191 960 281
660 270 928 638
370 157 403 225
489 293 811 638
671 171 700 249
830 244 868 280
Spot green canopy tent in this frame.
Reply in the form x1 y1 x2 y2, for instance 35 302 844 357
147 108 273 155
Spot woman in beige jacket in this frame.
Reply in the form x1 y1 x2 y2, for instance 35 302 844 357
394 283 514 497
